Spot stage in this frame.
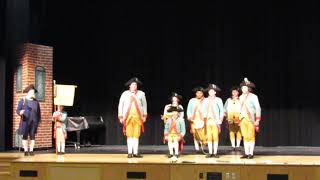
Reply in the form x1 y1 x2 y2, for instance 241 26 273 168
1 146 320 180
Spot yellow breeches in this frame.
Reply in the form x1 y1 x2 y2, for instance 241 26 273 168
240 118 255 142
229 131 242 141
126 115 141 138
206 125 219 142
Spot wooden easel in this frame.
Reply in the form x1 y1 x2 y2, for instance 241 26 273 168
54 104 58 155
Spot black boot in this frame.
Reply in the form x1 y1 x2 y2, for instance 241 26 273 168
133 154 143 158
241 154 249 159
212 154 220 158
127 154 133 158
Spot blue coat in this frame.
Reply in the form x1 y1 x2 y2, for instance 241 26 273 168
164 117 186 137
239 93 261 122
16 98 41 135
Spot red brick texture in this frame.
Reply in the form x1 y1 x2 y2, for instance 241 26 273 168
12 43 53 148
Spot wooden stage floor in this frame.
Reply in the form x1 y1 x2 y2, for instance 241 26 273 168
1 152 320 165
2 146 320 180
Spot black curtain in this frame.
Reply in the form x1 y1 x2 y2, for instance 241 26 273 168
0 58 5 151
0 0 6 150
3 1 320 148
47 2 320 146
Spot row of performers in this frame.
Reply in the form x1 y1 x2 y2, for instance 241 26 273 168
118 77 261 160
16 77 261 160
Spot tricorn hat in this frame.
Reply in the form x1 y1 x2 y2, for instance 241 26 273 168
167 106 184 113
124 77 143 86
230 86 240 92
240 77 255 88
23 84 38 93
169 92 182 101
205 83 221 92
192 86 205 93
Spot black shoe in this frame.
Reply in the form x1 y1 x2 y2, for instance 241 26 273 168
168 154 173 158
241 154 249 159
213 154 220 158
233 147 236 151
127 154 133 158
175 154 179 158
133 154 143 158
24 152 29 156
247 154 254 159
29 151 34 156
61 152 65 155
205 154 213 158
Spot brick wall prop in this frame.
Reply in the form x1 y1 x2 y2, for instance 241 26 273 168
12 43 53 148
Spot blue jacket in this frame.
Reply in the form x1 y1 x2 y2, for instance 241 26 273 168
16 98 41 135
204 96 224 124
239 93 261 122
187 98 206 121
164 117 186 137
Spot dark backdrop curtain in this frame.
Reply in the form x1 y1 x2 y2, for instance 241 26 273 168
3 1 320 148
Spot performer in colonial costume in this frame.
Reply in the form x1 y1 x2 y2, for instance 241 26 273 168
118 77 147 158
224 86 242 151
164 106 186 160
16 85 41 156
187 87 207 153
204 84 224 158
161 92 184 124
52 105 68 155
239 78 261 159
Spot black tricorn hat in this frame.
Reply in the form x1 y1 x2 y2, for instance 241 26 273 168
167 106 184 113
205 83 221 92
23 84 38 93
240 77 256 88
124 77 143 86
192 86 205 93
230 86 240 92
169 92 183 101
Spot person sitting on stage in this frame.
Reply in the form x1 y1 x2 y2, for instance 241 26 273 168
187 86 207 153
161 92 184 124
239 78 261 159
118 77 147 158
16 84 41 156
224 86 242 151
164 106 186 159
52 105 68 155
204 84 224 158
